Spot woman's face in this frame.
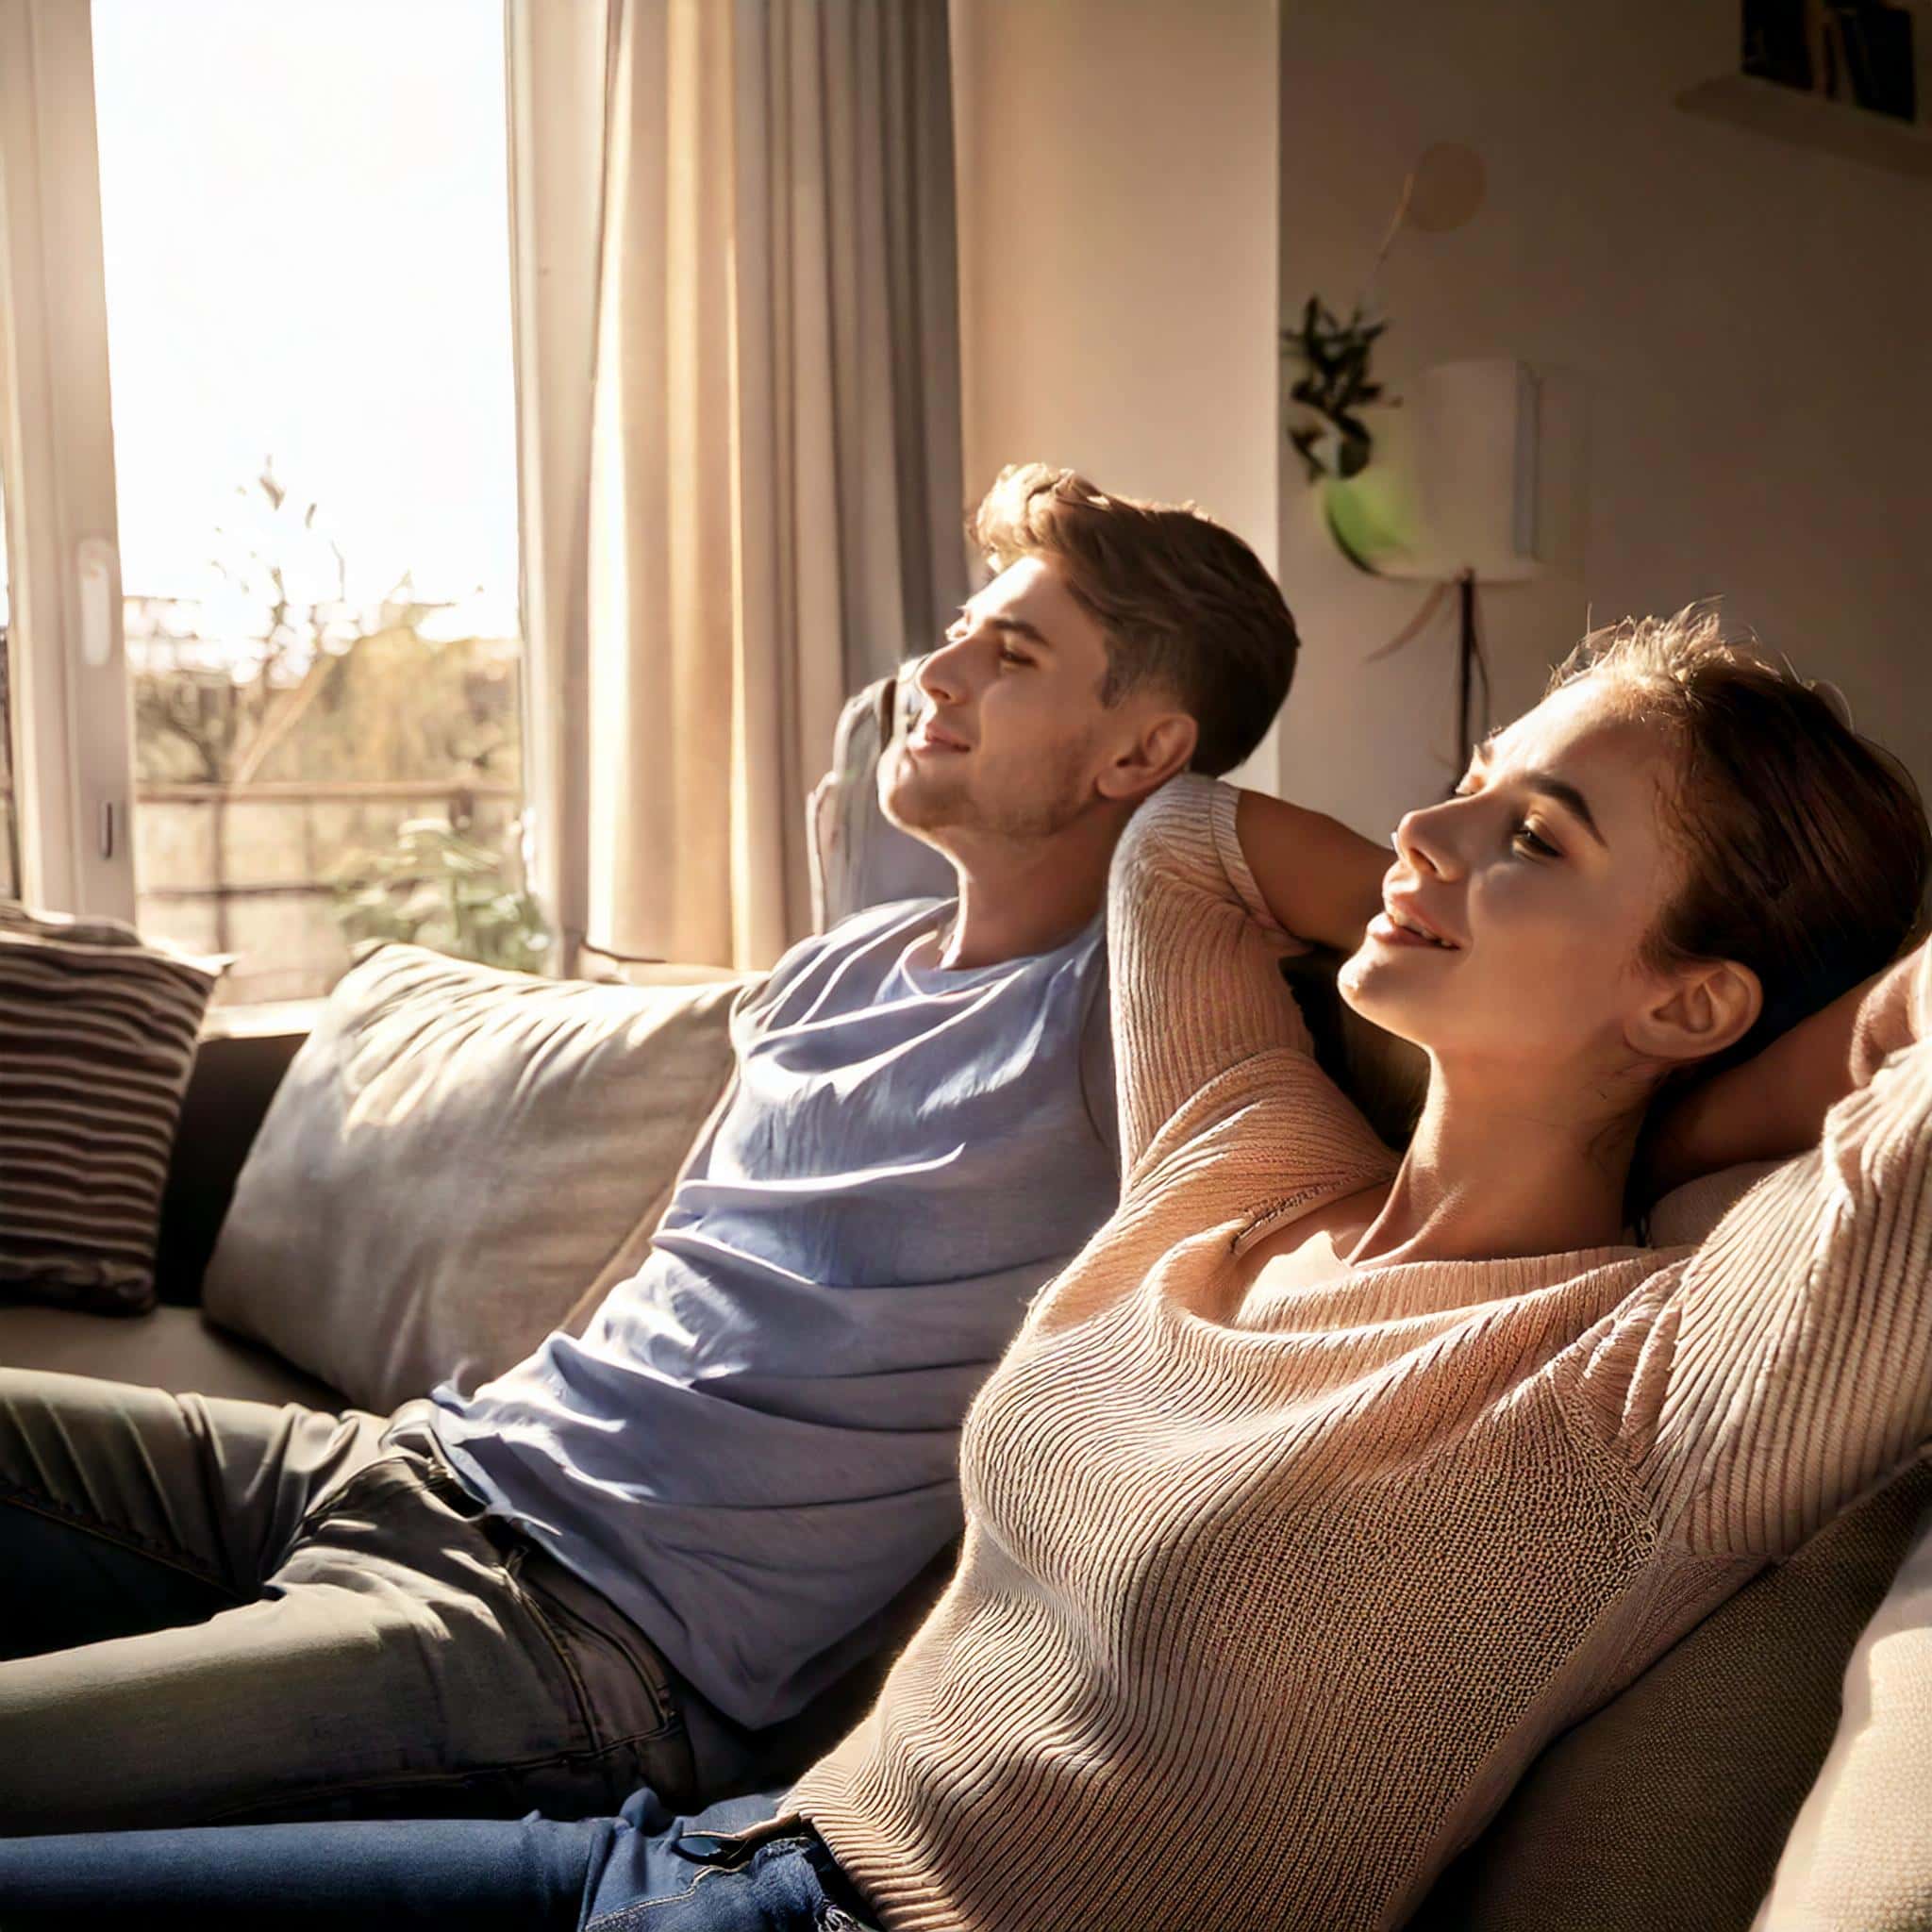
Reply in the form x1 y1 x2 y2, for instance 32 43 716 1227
1340 677 1690 1072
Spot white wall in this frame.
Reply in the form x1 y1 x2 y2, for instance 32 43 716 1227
950 0 1286 786
1276 0 1932 840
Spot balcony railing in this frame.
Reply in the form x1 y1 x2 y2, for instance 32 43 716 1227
135 776 522 1004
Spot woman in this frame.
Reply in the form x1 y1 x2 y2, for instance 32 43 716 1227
7 608 1931 1930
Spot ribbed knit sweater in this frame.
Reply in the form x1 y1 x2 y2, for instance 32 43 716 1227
790 774 1932 1932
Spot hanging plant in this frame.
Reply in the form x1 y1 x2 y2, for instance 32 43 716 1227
1283 296 1389 482
1282 146 1485 491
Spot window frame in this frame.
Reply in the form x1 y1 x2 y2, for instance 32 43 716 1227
0 0 136 921
2 0 546 976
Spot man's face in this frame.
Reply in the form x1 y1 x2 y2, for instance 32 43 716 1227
880 556 1124 845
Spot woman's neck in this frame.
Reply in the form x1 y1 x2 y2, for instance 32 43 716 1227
1348 1059 1641 1268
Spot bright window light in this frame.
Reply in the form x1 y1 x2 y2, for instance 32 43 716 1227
92 0 533 1002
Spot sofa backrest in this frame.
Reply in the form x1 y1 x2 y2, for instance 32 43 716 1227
1414 1455 1932 1931
809 672 953 929
157 1020 313 1304
158 675 933 1304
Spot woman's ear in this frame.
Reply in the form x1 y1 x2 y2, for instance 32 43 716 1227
1627 958 1763 1065
1095 709 1198 803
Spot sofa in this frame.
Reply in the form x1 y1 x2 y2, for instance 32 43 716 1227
0 674 949 1419
1 692 1924 1927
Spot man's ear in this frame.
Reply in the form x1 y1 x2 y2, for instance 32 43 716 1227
1095 709 1197 804
1626 958 1762 1066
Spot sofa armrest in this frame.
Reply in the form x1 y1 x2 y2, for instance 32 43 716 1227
155 1001 319 1306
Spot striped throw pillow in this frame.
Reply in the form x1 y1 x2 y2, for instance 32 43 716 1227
0 903 225 1312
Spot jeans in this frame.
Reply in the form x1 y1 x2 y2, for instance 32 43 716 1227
0 1372 693 1833
0 1789 881 1931
581 1791 876 1932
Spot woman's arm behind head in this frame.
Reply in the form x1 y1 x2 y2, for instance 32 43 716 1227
1638 937 1929 1205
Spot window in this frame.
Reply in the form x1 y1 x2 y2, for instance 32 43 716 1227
83 0 530 1002
0 470 15 901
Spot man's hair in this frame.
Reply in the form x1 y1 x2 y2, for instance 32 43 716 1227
1549 604 1930 1070
969 463 1298 775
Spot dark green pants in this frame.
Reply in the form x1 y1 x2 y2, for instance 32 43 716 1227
0 1371 691 1834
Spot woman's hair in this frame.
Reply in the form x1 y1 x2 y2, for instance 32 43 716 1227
1549 605 1930 1070
970 463 1297 776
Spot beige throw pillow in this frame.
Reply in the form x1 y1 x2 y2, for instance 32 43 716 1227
202 943 748 1412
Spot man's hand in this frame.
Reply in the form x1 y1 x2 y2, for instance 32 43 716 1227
1234 789 1390 955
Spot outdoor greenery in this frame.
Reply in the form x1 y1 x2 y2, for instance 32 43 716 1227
331 817 548 975
130 465 537 975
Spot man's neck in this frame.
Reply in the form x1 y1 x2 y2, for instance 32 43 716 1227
939 812 1124 970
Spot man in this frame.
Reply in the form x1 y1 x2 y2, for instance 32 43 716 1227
0 465 1389 1833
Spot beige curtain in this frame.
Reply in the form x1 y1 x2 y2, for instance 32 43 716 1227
508 0 964 973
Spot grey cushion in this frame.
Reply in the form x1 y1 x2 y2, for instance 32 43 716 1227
202 943 747 1413
808 674 953 930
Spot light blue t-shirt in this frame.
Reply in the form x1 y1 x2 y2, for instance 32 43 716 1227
431 897 1117 1731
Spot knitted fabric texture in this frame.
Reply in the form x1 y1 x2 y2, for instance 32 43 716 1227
1414 1455 1932 1930
790 774 1932 1932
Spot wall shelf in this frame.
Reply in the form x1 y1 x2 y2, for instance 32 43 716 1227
1677 74 1932 179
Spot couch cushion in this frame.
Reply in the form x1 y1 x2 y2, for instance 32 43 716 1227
201 943 748 1413
1413 1455 1932 1931
0 1302 340 1409
1751 1488 1932 1931
808 674 955 930
0 903 225 1313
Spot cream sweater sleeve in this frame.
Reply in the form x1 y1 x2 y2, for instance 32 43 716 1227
1624 943 1932 1557
1107 774 1392 1201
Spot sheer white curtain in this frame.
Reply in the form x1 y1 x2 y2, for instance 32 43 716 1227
507 0 964 973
